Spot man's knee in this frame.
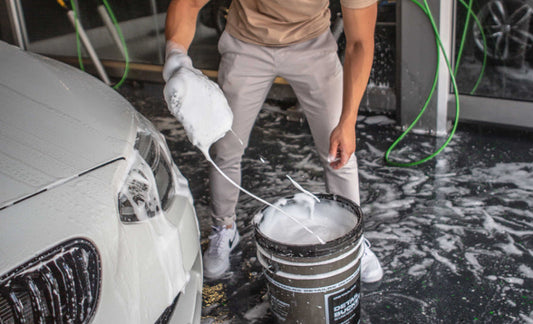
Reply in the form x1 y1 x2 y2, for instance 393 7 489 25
211 134 246 166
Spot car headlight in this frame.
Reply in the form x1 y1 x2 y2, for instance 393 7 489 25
0 239 101 323
118 114 176 223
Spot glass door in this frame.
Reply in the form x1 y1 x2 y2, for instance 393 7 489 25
452 0 533 128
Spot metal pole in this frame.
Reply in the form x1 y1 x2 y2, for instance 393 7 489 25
6 0 29 49
399 0 454 136
97 5 126 59
67 10 111 85
435 0 454 137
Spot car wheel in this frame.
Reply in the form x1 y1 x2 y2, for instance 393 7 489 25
472 0 533 65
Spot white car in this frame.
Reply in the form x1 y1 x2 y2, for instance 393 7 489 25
0 41 202 323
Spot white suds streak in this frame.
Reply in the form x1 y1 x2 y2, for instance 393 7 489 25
286 175 320 203
230 129 244 146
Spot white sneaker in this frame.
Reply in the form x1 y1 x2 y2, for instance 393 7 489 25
203 223 240 279
361 238 383 283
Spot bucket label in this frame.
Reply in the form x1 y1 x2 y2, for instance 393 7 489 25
324 280 360 324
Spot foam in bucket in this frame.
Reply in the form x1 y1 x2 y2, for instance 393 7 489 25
257 193 356 245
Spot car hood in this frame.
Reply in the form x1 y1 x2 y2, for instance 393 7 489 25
0 42 136 209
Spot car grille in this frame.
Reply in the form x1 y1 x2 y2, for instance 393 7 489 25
0 239 101 323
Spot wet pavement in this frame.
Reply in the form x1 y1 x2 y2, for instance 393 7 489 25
119 82 533 323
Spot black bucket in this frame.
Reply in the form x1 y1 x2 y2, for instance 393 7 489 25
254 194 363 324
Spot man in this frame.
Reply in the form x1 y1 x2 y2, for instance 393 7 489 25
163 0 383 283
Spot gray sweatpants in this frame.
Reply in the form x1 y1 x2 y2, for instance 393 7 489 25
210 30 360 226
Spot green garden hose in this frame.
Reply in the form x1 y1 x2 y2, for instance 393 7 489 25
384 0 487 167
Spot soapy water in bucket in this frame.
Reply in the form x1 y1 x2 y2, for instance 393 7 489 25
256 193 357 245
168 86 325 244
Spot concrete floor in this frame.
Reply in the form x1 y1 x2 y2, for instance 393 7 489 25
119 81 533 323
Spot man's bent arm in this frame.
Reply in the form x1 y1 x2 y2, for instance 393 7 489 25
165 0 210 50
329 3 377 169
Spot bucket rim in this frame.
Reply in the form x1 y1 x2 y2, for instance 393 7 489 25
254 193 364 258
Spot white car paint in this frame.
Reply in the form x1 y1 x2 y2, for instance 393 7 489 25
0 42 202 323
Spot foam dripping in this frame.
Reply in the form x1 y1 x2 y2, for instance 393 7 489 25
286 175 320 203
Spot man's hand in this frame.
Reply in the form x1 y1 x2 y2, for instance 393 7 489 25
328 121 356 170
162 41 195 82
163 41 233 153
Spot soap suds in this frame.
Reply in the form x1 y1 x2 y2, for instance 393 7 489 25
168 68 233 154
257 194 357 245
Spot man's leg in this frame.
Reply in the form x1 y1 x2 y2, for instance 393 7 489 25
210 31 277 226
279 31 383 283
203 32 276 279
278 31 360 204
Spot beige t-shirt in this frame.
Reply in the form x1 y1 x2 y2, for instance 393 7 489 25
225 0 377 46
